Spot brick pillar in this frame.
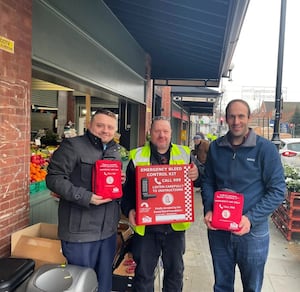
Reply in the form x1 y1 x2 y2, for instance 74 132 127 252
143 53 152 144
67 92 76 125
57 91 68 137
161 86 172 118
0 0 32 256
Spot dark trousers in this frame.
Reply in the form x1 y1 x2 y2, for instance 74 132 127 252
131 230 185 292
61 233 116 292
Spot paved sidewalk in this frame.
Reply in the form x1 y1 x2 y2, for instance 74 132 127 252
182 190 300 292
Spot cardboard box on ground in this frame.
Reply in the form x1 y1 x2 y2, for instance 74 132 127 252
11 220 134 275
11 223 66 270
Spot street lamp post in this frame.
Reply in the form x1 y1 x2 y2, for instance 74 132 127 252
272 0 287 150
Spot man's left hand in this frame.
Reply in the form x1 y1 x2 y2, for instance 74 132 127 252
233 215 251 236
90 194 112 205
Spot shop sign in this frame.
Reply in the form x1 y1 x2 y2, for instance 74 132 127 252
181 130 186 141
0 36 14 54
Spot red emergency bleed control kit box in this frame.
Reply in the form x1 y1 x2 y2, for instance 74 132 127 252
135 164 194 225
92 160 122 199
211 190 244 231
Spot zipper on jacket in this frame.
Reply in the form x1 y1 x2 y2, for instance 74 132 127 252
232 152 236 160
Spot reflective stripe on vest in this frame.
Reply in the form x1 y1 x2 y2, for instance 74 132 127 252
130 143 192 236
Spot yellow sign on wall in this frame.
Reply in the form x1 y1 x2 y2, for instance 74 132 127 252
0 36 14 54
181 130 186 141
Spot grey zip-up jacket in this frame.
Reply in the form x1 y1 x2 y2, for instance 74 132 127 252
46 130 122 242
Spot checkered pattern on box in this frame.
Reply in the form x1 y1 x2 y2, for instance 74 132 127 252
183 165 193 220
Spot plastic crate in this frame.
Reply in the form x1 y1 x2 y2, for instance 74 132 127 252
30 180 47 194
30 182 40 194
38 180 47 191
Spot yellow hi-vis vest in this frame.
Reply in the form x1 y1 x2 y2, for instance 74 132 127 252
130 143 192 236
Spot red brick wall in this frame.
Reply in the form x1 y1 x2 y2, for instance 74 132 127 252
67 92 75 123
0 0 32 256
161 86 171 118
145 54 152 137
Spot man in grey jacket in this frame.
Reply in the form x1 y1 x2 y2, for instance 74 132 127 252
46 109 125 292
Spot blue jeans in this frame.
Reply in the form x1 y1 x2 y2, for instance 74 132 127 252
208 228 269 292
61 233 116 292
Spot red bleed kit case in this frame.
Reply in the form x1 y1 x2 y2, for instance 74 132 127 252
211 190 244 231
135 164 194 225
92 160 122 199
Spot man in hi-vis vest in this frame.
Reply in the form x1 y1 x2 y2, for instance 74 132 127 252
121 116 202 292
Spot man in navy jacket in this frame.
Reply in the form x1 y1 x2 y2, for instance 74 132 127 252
201 99 286 292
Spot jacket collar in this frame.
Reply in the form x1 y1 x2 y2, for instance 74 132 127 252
218 128 257 148
86 129 115 150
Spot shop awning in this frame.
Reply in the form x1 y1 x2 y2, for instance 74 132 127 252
103 0 250 87
171 86 221 115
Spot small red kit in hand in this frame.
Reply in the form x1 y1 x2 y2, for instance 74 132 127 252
211 190 244 231
92 160 122 199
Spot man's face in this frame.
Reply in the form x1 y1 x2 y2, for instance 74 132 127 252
150 120 172 153
226 101 250 139
88 113 117 144
194 138 201 145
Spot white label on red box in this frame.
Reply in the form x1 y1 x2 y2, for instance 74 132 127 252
136 165 194 225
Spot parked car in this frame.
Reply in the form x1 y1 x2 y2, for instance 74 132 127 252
279 138 300 169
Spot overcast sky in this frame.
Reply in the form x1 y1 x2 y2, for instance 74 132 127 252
223 0 299 105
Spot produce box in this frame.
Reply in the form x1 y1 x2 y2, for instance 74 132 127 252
112 253 134 292
11 223 66 269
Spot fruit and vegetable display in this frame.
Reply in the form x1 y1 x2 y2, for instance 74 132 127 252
30 154 48 183
29 146 58 194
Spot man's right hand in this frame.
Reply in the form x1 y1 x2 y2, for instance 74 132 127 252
90 194 112 205
204 211 217 230
128 209 137 226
